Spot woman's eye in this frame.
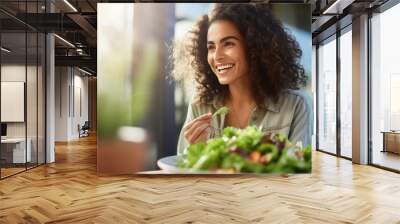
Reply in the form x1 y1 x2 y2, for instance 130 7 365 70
224 42 234 47
207 45 215 51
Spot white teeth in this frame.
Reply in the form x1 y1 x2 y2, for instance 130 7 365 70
217 64 234 71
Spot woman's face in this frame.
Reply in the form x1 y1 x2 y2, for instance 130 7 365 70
207 20 250 86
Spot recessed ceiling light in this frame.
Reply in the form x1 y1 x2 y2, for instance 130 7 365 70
54 34 75 48
1 47 11 53
78 67 93 76
322 0 354 15
63 0 78 12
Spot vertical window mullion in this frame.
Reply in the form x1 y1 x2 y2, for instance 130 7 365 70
316 44 320 151
337 29 341 157
367 10 373 165
25 0 28 171
36 0 39 167
44 0 48 164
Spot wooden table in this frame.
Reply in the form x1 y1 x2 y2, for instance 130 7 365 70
381 131 400 154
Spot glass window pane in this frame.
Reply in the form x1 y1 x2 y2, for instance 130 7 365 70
318 37 337 154
1 31 27 177
340 29 352 158
1 1 46 179
371 3 400 171
27 31 38 169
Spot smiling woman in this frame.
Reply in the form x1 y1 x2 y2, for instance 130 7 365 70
176 3 312 155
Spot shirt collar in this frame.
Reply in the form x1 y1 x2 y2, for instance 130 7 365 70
210 94 281 113
261 96 280 113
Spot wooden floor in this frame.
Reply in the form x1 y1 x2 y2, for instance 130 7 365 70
1 167 25 178
1 135 400 223
372 150 400 171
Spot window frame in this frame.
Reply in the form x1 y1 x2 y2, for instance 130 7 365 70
368 0 400 173
315 24 353 161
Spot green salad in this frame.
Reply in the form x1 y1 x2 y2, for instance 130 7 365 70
177 126 311 173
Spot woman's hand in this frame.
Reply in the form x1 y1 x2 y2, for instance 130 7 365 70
183 113 212 144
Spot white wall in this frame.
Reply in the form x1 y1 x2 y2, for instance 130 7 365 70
55 66 69 141
1 65 26 141
1 65 36 137
55 67 89 141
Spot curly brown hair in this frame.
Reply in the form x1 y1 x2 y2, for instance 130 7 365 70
187 3 307 105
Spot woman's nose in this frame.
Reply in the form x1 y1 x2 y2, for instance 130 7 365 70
214 46 225 60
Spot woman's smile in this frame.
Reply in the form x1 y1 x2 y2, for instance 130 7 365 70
216 63 235 74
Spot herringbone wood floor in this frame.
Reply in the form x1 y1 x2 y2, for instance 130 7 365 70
1 135 400 224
